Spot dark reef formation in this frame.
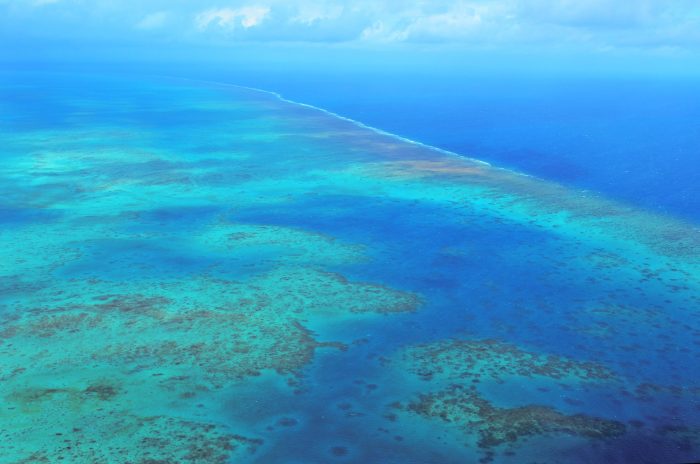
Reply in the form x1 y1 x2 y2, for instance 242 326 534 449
389 338 627 461
398 338 615 383
5 414 262 464
401 384 626 449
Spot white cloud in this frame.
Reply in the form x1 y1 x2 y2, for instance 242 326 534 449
291 2 344 25
136 11 169 30
360 21 408 43
2 0 700 52
359 3 499 43
195 6 270 30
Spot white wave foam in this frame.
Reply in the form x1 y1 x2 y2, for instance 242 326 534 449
156 75 542 179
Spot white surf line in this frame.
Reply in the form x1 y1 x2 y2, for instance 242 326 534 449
153 75 549 181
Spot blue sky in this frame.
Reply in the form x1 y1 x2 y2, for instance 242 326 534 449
1 0 699 74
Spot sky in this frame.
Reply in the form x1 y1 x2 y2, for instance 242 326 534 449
1 0 699 74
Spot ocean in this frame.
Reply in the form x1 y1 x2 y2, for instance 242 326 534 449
1 70 699 463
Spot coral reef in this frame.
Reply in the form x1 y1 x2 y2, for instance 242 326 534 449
0 264 420 462
401 385 626 449
4 74 700 463
390 338 627 461
397 338 615 383
3 409 262 464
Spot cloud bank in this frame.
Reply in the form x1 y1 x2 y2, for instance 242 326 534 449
1 0 699 53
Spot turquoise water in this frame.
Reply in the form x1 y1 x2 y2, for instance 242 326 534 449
1 72 699 463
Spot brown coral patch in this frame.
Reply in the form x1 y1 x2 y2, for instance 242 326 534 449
404 384 626 449
366 160 489 180
6 415 262 464
401 338 615 383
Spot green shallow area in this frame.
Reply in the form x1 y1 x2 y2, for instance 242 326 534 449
1 263 420 461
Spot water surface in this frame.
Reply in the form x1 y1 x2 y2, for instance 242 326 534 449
1 72 699 463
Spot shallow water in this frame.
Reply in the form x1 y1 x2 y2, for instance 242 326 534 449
1 72 699 463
